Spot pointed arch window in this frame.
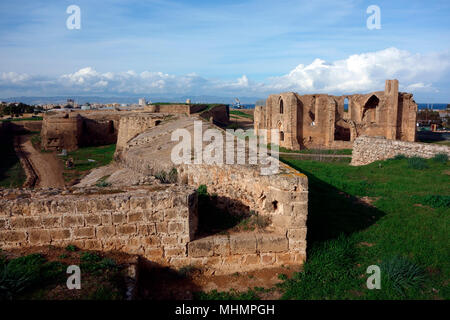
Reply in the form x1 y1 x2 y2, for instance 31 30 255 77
280 99 284 114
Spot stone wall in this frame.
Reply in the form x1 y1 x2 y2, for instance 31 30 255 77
115 114 165 154
176 162 309 273
199 105 230 126
41 112 120 151
0 187 198 264
351 136 450 166
145 104 207 115
0 120 42 134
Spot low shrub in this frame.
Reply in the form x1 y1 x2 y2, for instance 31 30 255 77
432 153 448 163
155 167 178 184
407 157 428 170
380 256 426 295
197 184 208 196
393 154 407 160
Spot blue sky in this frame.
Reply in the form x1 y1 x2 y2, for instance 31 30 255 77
0 0 449 102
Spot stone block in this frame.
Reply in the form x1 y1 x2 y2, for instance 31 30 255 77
63 215 84 228
230 233 257 254
96 226 116 238
257 234 288 253
85 215 101 226
188 237 214 258
29 229 51 244
73 227 95 239
0 230 27 242
50 228 71 240
117 224 136 235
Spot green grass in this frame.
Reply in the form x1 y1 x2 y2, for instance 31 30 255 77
0 251 126 300
268 144 352 155
63 144 116 172
229 110 254 120
61 144 116 183
0 254 65 300
277 156 449 299
0 117 43 122
199 156 449 300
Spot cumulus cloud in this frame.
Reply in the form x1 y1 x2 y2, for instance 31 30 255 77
0 48 449 98
267 48 450 94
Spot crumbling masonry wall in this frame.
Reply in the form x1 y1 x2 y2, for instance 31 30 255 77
254 79 418 150
176 163 308 273
351 136 450 166
0 188 198 264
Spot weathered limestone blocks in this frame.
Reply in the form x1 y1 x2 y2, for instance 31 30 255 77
351 136 450 166
115 114 164 154
0 187 197 265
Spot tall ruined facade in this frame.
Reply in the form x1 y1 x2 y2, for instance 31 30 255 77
254 80 417 149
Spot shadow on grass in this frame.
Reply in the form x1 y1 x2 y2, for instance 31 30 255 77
0 123 31 187
196 194 252 238
300 167 385 247
416 131 450 143
137 258 201 300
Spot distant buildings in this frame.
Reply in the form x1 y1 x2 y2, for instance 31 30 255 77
139 98 146 106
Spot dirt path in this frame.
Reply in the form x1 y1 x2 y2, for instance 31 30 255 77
15 135 65 188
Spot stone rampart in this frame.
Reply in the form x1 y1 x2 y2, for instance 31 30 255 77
351 136 450 165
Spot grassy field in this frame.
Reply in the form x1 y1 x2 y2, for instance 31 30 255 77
199 155 449 300
0 247 127 300
280 156 449 299
0 117 43 122
61 144 116 184
268 144 352 155
229 110 254 120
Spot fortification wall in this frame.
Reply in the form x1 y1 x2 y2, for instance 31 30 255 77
351 136 450 166
199 105 230 126
0 120 42 134
0 187 198 265
115 114 164 153
176 163 308 272
41 113 120 151
41 115 81 151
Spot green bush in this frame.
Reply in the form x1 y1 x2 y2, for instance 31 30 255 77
197 184 208 196
65 245 77 252
407 157 428 170
96 180 111 188
393 154 407 160
155 167 178 184
432 153 448 163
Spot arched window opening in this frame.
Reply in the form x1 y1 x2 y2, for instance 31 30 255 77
344 98 349 112
280 99 284 114
280 131 285 141
362 95 379 122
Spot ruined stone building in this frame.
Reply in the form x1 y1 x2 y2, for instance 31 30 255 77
254 80 418 150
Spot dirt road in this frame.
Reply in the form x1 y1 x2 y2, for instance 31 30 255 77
15 135 65 188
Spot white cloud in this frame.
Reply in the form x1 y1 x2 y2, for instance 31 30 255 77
268 48 450 94
1 48 449 98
